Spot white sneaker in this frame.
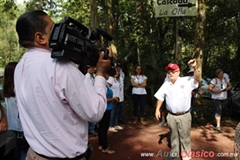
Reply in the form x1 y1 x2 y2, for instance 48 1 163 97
115 125 123 130
109 127 118 132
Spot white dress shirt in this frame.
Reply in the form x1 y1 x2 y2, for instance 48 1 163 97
14 47 107 158
154 76 198 113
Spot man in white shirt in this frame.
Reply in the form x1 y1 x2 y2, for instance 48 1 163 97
14 10 112 160
154 59 200 160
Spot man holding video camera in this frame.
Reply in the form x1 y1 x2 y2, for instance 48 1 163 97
14 10 112 160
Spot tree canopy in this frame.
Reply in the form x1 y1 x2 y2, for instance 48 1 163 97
1 0 240 105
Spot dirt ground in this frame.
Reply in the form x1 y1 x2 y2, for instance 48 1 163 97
89 119 237 160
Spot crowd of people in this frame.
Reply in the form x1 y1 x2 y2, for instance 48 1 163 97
0 10 147 159
0 9 236 160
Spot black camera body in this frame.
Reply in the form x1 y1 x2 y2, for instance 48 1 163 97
49 17 113 67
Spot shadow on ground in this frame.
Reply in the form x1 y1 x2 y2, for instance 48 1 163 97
89 96 239 160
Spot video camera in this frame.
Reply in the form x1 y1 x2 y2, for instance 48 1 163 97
49 17 114 67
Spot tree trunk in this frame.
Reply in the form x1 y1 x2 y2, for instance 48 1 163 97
193 0 206 81
175 18 182 61
104 0 117 59
90 0 99 29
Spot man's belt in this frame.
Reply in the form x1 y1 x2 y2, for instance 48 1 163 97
35 150 86 160
168 110 190 116
34 143 92 160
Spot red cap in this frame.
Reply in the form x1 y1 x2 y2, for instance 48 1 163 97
165 63 180 71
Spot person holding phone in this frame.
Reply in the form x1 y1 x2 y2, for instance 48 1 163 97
107 68 122 132
208 69 232 132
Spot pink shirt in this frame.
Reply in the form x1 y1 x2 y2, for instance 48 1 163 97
14 48 107 158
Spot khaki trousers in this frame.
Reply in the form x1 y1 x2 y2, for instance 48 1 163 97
166 112 191 160
26 147 86 160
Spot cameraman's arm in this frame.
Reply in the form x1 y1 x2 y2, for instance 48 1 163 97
62 52 112 122
62 66 107 122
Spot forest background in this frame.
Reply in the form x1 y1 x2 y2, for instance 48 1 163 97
0 0 240 114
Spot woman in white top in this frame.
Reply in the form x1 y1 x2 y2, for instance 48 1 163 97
2 62 29 160
131 65 147 125
208 69 232 131
107 68 123 132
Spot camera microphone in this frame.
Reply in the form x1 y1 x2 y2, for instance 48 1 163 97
96 28 113 41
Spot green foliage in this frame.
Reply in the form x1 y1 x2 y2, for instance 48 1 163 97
0 0 240 97
0 0 25 67
203 0 240 81
61 0 91 27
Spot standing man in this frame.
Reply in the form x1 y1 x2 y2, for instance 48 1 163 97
154 59 200 160
14 10 112 159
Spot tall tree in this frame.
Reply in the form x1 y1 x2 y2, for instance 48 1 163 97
61 0 91 25
193 0 206 81
90 0 98 29
25 0 60 18
103 0 118 58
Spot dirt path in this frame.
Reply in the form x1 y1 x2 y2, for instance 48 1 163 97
89 121 236 160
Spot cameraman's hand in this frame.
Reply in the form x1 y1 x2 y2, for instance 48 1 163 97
96 47 113 77
97 47 113 71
